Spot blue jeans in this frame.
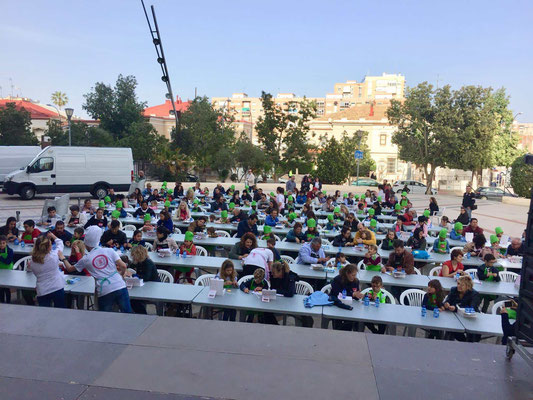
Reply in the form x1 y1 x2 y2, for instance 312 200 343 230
37 288 66 308
98 288 133 313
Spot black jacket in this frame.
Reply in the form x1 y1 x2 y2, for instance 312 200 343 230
230 211 248 223
455 212 470 226
100 230 127 247
429 203 439 215
330 275 360 299
476 264 501 282
506 243 524 257
462 192 476 208
406 236 426 250
84 216 108 229
422 293 443 310
445 287 481 312
269 271 298 297
240 278 269 292
131 258 160 282
210 201 228 212
332 234 351 247
133 207 155 218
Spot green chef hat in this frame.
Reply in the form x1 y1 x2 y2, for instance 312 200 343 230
423 209 430 218
307 218 316 228
185 231 194 241
370 219 377 227
270 192 275 197
143 214 152 222
368 208 375 215
288 212 297 221
355 195 359 200
162 181 167 187
229 202 235 209
263 225 272 234
288 195 294 202
361 194 366 200
193 199 199 204
343 193 348 198
322 190 327 195
231 185 235 190
251 201 257 206
401 191 407 197
221 210 228 218
245 185 249 190
334 206 341 213
99 200 105 208
111 210 120 219
395 203 401 210
454 222 463 231
168 189 173 195
377 196 382 202
115 201 123 209
164 200 171 207
327 214 334 221
104 196 111 203
439 228 447 239
495 227 503 235
490 234 499 244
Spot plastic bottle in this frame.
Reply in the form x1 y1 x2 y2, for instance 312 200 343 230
466 252 471 259
52 242 57 251
120 246 125 254
176 248 180 258
433 307 440 318
14 238 19 246
421 305 427 317
375 296 380 308
21 241 25 249
341 289 346 299
364 295 369 306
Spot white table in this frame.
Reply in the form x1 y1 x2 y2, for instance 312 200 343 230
455 312 504 337
429 276 519 297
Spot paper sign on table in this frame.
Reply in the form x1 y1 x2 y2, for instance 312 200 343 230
209 277 224 296
465 232 474 243
500 235 510 247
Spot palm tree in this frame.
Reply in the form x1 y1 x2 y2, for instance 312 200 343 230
50 91 69 110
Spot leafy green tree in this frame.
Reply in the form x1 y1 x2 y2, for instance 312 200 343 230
316 137 352 184
50 91 68 110
342 130 376 178
0 102 38 145
176 96 236 180
233 135 270 181
83 74 146 140
255 92 316 179
388 83 457 193
510 155 533 198
45 119 114 147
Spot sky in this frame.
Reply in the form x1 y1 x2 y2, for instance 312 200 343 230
1 0 532 120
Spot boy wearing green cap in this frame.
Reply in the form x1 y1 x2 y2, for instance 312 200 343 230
494 227 504 239
476 253 501 312
190 199 201 213
304 218 320 241
368 218 379 233
480 235 504 259
326 214 338 231
432 229 450 254
261 225 274 241
284 212 298 228
217 210 229 224
141 213 155 232
248 201 258 216
175 231 197 283
114 201 127 218
450 222 465 241
333 206 344 221
394 203 403 216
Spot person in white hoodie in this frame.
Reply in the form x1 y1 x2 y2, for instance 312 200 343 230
65 205 87 228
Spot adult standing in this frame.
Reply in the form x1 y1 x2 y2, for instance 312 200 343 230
30 232 71 308
301 175 310 192
241 246 274 278
286 175 297 193
64 226 132 313
462 185 476 219
244 169 255 187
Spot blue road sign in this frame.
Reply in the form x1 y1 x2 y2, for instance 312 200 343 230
354 150 363 160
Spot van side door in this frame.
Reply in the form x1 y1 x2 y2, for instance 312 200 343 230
27 156 56 192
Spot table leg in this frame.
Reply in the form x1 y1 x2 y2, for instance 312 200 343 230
238 310 245 322
321 317 330 329
156 302 164 316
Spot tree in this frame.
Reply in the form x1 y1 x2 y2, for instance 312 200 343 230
341 130 376 178
255 92 316 179
45 119 114 147
176 96 236 180
387 83 457 193
315 137 352 184
510 155 533 198
0 102 38 145
50 91 69 110
233 135 269 181
83 74 146 140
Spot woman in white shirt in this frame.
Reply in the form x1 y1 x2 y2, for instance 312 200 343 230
242 247 274 278
30 232 73 308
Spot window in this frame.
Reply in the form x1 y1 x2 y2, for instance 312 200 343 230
29 157 54 173
387 158 396 173
380 134 387 146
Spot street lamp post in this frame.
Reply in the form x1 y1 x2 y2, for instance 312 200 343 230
64 108 74 146
511 112 523 137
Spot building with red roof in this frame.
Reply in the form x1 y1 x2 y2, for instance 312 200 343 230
143 96 191 140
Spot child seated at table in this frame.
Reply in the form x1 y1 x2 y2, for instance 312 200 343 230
432 229 450 254
326 214 338 231
209 214 217 223
0 235 14 303
126 229 146 249
480 235 504 259
394 216 405 233
177 201 191 221
266 238 281 261
40 206 58 227
476 253 501 313
335 252 348 269
206 227 218 238
153 226 178 252
363 244 382 271
422 279 445 339
450 222 465 241
108 210 123 230
284 212 298 228
217 210 229 224
364 276 387 334
149 199 159 211
381 230 397 251
72 227 84 242
190 199 202 213
240 268 269 323
368 218 379 234
68 240 86 266
216 259 239 321
176 231 197 283
114 201 127 218
21 219 41 244
304 219 319 241
261 225 274 241
141 214 154 232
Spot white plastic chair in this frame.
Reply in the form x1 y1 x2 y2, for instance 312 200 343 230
123 224 137 232
174 227 182 234
321 238 332 246
127 268 136 276
360 287 396 304
499 271 519 283
357 259 366 270
280 255 295 264
399 289 426 307
491 300 510 315
320 284 332 294
450 246 464 253
413 267 422 275
295 281 314 295
237 274 254 287
13 256 32 271
232 232 239 238
214 230 230 238
195 246 208 257
260 234 281 241
326 258 348 268
464 268 478 280
428 266 442 276
194 273 216 286
144 242 153 251
157 269 174 283
126 213 134 218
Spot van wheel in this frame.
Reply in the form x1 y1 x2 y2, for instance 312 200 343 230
19 185 35 200
94 185 108 199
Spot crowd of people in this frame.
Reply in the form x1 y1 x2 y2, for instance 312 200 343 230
0 176 524 342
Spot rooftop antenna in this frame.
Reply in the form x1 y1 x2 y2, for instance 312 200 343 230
140 0 180 142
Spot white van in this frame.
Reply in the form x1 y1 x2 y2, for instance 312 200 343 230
0 146 42 186
3 146 134 200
